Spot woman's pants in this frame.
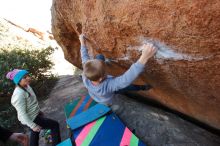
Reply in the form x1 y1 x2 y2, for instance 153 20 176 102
30 115 61 146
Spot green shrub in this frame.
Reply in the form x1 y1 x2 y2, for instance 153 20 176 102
0 46 55 97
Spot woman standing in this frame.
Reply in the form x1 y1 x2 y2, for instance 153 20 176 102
6 69 61 146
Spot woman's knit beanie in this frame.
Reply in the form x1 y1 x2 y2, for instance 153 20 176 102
6 69 29 85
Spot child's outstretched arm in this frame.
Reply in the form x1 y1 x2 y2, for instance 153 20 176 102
79 34 90 64
107 43 157 92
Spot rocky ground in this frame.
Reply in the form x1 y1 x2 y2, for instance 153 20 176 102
39 75 220 146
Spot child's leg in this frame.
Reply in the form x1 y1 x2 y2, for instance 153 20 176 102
116 84 152 94
30 130 40 146
34 115 61 146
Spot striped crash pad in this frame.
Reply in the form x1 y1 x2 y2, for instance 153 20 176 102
64 95 146 146
64 95 97 119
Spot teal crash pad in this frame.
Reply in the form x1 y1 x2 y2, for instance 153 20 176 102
57 138 72 146
67 104 111 130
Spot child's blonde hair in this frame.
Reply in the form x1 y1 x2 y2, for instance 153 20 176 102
83 59 105 81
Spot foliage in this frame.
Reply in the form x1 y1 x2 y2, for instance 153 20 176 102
0 46 55 97
0 47 58 140
0 19 58 146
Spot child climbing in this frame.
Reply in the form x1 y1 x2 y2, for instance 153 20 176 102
6 69 61 146
79 34 157 105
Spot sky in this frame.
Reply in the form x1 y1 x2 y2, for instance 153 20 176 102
0 0 52 31
0 0 75 75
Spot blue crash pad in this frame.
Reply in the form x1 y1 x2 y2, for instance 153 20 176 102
67 104 111 130
57 138 72 146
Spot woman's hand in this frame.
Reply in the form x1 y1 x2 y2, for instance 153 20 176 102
32 125 42 132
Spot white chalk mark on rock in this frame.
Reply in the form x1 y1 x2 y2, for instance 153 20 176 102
139 36 214 62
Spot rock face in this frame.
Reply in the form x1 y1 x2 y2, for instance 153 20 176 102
51 0 220 129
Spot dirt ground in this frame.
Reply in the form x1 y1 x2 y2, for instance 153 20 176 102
39 75 220 146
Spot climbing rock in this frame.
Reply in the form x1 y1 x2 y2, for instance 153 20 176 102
51 0 220 129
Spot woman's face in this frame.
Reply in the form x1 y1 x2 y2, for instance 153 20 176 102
19 74 31 87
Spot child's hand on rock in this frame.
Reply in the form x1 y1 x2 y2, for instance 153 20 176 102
79 34 85 45
138 43 157 64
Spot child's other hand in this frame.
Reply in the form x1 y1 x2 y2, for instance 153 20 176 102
79 34 85 43
79 34 86 46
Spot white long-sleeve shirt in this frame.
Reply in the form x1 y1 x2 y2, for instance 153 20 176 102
11 85 40 129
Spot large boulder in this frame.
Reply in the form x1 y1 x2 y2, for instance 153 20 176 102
51 0 220 129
